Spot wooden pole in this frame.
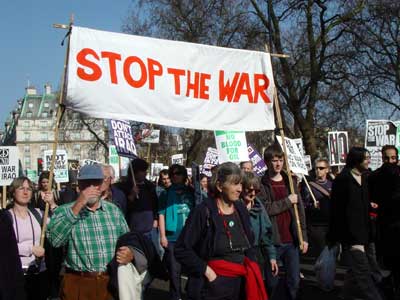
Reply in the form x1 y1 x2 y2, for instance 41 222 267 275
266 44 304 249
40 17 73 247
272 88 304 249
145 124 153 163
2 186 6 209
302 175 318 208
128 161 138 199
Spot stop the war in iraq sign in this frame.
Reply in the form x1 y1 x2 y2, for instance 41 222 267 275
365 120 397 170
108 119 137 158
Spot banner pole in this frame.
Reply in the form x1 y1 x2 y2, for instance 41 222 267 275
267 44 304 249
40 16 73 247
2 186 6 209
128 161 138 200
272 88 304 249
146 124 153 163
302 175 318 208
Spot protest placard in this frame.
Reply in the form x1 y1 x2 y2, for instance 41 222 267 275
202 147 219 177
328 131 348 166
247 144 267 176
0 147 19 185
276 136 308 175
108 145 120 180
66 26 276 131
108 119 137 158
79 159 101 166
142 129 160 144
365 120 397 170
293 138 305 158
25 169 38 183
43 150 69 183
171 154 184 165
120 156 131 177
215 131 248 163
304 155 312 171
151 163 164 177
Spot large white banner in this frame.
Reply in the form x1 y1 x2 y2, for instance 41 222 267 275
66 26 275 131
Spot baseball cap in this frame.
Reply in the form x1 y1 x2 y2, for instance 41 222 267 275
77 164 104 180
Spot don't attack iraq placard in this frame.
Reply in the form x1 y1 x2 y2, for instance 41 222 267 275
108 119 137 158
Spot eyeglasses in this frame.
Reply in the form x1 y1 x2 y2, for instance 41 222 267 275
17 187 33 192
316 166 328 170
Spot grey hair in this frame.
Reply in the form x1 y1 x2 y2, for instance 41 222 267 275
209 162 242 196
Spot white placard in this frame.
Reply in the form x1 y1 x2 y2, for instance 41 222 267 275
215 131 249 163
171 154 184 165
365 120 397 170
43 150 69 183
0 147 19 185
142 129 160 143
328 131 349 166
276 136 308 175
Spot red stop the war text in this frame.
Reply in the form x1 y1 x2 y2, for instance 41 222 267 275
76 48 271 104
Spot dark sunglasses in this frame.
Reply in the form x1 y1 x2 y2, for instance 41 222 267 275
245 188 260 194
316 167 328 170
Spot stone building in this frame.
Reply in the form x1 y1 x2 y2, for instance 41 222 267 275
1 84 107 181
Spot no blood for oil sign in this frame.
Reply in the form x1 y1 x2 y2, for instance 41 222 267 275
215 131 249 163
0 146 19 186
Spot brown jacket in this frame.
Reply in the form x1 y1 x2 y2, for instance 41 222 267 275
260 171 308 246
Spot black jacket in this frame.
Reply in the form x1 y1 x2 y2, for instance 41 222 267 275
174 197 256 300
108 231 168 296
369 163 400 259
327 168 371 246
0 209 26 300
174 196 256 277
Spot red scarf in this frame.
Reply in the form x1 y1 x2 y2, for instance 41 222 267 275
208 257 268 300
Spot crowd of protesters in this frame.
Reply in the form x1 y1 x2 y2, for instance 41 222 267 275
1 143 400 300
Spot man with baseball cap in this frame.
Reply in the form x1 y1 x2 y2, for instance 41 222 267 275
47 164 133 300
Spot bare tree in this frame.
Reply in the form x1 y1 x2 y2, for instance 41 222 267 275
346 1 400 115
249 0 367 158
123 0 397 161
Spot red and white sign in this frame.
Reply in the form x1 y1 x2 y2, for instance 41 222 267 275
66 26 276 131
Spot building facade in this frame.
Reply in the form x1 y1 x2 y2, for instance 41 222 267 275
2 84 107 181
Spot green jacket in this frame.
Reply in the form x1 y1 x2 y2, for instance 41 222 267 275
244 197 276 260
